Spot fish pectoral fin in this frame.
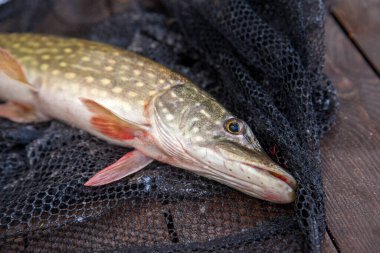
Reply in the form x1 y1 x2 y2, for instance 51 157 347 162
80 98 148 140
0 101 46 123
0 48 37 92
84 150 153 186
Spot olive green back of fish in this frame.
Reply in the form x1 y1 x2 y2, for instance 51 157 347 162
0 33 186 120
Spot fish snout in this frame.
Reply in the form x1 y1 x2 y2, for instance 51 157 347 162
240 162 296 203
215 142 297 204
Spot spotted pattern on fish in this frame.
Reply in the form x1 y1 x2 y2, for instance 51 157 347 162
0 34 182 124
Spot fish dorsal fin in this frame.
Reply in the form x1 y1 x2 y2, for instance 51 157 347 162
80 98 148 140
0 48 37 91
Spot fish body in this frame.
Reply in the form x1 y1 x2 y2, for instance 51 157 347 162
0 33 296 203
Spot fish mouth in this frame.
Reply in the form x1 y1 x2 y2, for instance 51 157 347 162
212 142 297 204
246 163 297 191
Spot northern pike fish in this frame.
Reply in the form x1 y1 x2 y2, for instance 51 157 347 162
0 33 296 203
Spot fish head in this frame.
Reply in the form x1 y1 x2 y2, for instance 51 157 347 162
150 84 297 204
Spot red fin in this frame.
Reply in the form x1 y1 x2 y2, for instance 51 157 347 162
84 150 153 186
0 101 43 123
80 98 146 140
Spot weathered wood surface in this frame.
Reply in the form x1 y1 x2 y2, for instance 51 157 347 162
330 0 380 75
323 233 338 253
321 16 380 253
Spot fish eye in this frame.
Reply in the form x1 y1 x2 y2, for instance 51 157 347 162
225 118 244 135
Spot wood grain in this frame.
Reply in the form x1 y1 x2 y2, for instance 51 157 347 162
321 16 380 253
330 0 380 74
323 232 338 253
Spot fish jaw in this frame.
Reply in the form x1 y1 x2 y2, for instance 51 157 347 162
229 162 296 203
172 140 296 204
210 142 296 203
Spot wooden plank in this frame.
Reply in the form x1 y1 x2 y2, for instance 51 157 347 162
330 0 380 74
320 16 380 253
323 232 338 253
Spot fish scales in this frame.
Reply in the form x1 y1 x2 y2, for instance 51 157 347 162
0 33 297 204
0 33 181 125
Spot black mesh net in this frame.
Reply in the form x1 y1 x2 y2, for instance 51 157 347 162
0 0 337 252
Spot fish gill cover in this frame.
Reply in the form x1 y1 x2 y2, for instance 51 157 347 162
0 0 337 252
